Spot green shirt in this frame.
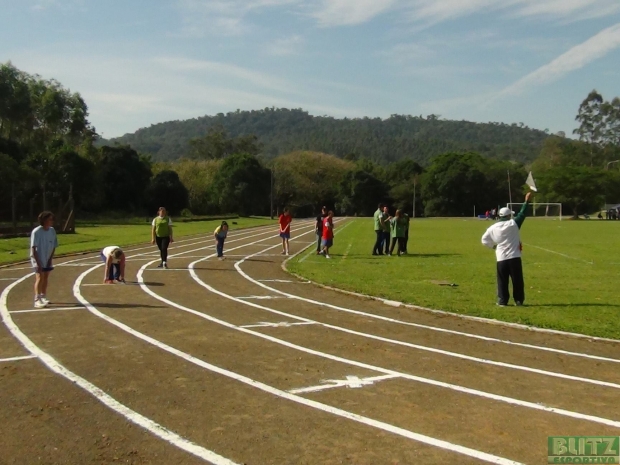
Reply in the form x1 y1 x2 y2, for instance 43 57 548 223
152 216 172 237
390 217 407 238
381 212 390 232
373 209 382 231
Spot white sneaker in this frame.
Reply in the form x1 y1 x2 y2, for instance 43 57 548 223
163 261 168 269
286 251 290 256
218 257 225 261
40 296 50 305
34 299 48 309
280 251 286 255
325 254 331 259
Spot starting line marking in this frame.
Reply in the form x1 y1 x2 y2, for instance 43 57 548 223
237 295 289 300
289 374 400 394
525 243 594 265
0 355 37 363
10 306 86 314
240 321 316 329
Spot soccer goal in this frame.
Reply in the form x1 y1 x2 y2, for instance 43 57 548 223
506 203 563 220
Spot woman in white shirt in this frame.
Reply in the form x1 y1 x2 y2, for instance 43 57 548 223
101 246 126 283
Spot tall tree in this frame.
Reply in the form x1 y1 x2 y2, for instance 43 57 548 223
99 146 152 212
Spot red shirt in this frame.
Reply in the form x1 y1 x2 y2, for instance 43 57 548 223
322 217 333 239
278 214 291 233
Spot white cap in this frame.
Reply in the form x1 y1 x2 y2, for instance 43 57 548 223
499 207 514 217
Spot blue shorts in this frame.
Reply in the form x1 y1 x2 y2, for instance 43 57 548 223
321 239 333 248
280 232 290 239
33 266 54 273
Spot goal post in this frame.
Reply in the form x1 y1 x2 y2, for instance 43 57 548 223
506 203 563 220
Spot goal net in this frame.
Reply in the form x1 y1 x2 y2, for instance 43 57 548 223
506 203 563 220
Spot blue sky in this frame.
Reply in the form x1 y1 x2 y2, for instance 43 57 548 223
1 0 619 139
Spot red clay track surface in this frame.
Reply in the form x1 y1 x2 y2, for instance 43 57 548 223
1 220 619 464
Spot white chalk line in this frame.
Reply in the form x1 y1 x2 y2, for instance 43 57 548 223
134 232 620 431
71 235 523 465
0 354 37 363
0 273 239 465
341 243 352 261
179 230 620 428
230 230 620 365
289 374 400 394
524 243 594 265
10 306 86 314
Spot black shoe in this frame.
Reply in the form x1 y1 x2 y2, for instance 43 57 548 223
515 301 523 306
157 262 163 268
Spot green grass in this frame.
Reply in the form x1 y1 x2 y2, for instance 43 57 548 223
0 217 275 266
288 218 620 339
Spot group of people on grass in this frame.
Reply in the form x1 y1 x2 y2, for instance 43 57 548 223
372 204 410 256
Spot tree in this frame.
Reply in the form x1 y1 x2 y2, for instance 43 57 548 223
189 126 261 160
272 151 353 216
386 159 424 214
99 146 152 212
338 166 389 216
144 170 189 215
210 153 270 215
536 166 604 217
422 152 514 216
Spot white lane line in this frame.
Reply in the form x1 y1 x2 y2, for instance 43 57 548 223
179 231 620 428
525 243 594 265
240 322 316 329
237 296 289 300
0 354 37 363
341 243 352 261
75 264 523 464
258 279 297 283
237 243 620 366
1 274 239 465
0 278 19 281
289 374 400 394
235 235 620 383
10 306 86 314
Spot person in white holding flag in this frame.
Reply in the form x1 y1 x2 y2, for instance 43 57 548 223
481 191 532 306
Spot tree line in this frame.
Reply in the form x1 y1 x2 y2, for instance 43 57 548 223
2 61 619 221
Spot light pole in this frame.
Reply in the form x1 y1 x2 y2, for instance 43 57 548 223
270 167 274 220
606 160 620 170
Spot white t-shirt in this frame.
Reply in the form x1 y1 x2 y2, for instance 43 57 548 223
481 220 522 262
102 246 122 264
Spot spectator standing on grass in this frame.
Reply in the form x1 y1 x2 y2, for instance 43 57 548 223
101 246 126 284
403 213 410 254
30 211 58 309
381 205 391 255
388 209 407 256
372 203 384 255
214 221 229 260
151 207 173 269
320 210 335 259
315 206 327 254
481 192 532 307
279 207 292 255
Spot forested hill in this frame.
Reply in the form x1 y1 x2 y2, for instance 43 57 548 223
105 108 550 164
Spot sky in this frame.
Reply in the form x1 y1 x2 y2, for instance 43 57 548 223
1 0 619 139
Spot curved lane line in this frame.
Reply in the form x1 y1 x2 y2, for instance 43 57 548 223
0 274 239 465
72 237 524 465
176 234 620 428
236 236 620 364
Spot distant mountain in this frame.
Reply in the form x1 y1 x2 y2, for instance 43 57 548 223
102 108 549 165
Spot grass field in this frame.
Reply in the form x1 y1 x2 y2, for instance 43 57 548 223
288 217 620 340
0 217 275 266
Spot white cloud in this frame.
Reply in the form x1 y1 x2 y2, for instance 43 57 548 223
265 35 304 56
311 0 396 26
404 0 620 26
175 0 299 36
499 22 620 96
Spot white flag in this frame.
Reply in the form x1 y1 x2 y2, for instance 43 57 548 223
525 171 538 192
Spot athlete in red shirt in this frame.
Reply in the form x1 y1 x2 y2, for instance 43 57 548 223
278 208 292 255
320 211 334 259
